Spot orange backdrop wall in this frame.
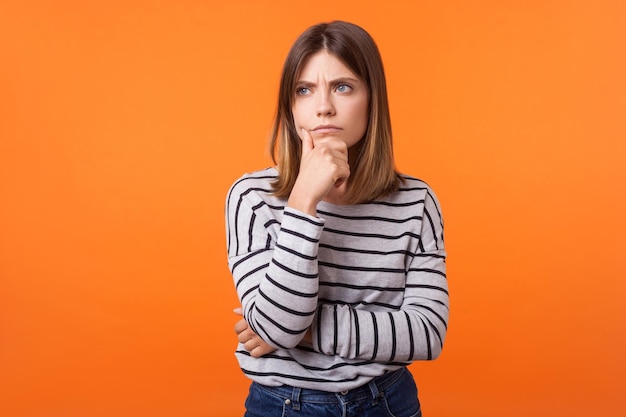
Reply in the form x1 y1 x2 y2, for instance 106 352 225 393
1 1 625 416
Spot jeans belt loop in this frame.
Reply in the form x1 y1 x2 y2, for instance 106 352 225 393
368 377 383 406
291 387 301 410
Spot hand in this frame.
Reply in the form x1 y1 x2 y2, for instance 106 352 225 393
288 128 350 215
233 307 276 358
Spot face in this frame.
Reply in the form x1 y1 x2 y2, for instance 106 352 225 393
292 50 369 148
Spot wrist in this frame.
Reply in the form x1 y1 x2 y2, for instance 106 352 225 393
287 190 319 216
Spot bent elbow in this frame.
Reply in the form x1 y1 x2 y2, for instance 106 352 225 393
429 345 444 361
428 332 447 361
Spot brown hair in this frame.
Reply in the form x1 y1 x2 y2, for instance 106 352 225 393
269 21 401 204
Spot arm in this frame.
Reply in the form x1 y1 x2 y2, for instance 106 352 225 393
227 185 324 349
227 130 349 351
310 189 449 362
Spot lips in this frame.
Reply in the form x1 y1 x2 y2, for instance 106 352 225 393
312 125 342 134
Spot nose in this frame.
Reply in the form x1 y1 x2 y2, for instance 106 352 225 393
316 91 335 117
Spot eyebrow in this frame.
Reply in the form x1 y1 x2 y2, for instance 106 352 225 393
295 77 361 86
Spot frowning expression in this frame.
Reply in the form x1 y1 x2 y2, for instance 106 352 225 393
292 50 369 149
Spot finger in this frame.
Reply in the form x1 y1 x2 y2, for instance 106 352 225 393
238 328 256 343
237 330 250 344
250 342 276 358
234 318 248 335
250 345 268 358
333 169 350 188
244 338 260 352
326 152 350 187
237 325 260 343
233 307 243 315
301 128 314 155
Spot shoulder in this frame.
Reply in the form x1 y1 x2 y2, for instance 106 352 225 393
399 174 432 190
227 167 277 193
391 174 438 201
390 174 444 215
226 167 281 205
397 173 445 223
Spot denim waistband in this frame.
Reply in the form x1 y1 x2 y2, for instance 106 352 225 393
252 367 407 406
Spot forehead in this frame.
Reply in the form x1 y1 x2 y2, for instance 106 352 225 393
297 50 359 80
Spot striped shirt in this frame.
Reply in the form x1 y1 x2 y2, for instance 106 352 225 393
225 167 448 392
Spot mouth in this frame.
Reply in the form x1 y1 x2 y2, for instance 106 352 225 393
312 125 342 134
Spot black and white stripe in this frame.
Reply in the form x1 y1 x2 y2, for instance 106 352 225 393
225 167 448 392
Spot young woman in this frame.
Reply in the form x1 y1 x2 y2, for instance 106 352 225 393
226 21 448 417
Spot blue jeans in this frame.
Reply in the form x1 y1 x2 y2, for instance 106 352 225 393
243 367 421 417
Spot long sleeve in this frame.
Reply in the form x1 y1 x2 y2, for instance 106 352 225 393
226 177 325 349
310 187 449 362
226 170 448 392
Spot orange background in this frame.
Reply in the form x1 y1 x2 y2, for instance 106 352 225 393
1 1 625 416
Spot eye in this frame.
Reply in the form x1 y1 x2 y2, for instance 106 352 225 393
296 87 311 96
336 83 352 93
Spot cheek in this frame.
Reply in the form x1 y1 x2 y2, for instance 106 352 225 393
290 111 304 141
356 103 369 132
291 104 305 127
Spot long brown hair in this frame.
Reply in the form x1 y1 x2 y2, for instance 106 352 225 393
269 21 401 204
